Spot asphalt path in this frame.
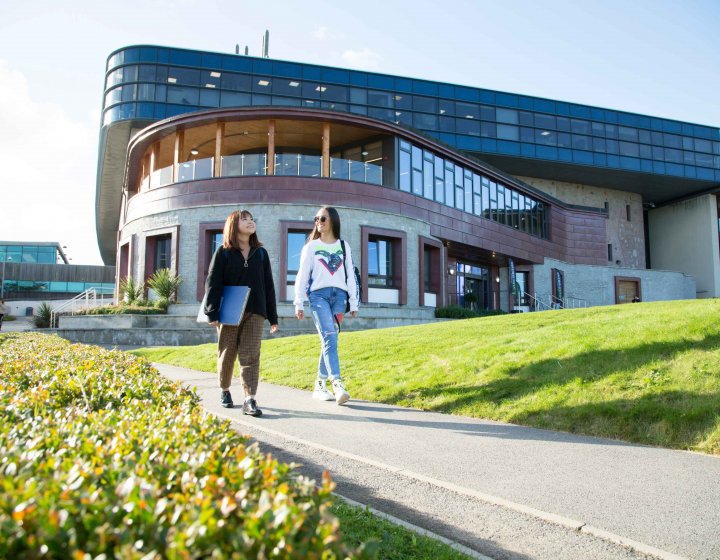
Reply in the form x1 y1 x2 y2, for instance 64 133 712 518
153 364 718 559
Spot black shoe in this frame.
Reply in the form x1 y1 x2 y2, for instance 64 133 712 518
242 398 262 417
220 390 234 408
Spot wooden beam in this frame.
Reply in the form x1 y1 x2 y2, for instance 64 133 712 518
149 143 159 188
214 122 224 177
173 130 184 183
267 120 276 175
322 122 330 177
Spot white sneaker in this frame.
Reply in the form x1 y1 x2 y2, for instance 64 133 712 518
312 379 335 401
331 378 350 405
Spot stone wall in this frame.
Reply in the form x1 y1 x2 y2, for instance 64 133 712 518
518 175 646 269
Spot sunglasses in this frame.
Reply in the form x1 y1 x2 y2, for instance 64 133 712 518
314 216 329 223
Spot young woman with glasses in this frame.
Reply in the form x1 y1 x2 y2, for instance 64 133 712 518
294 206 359 404
203 209 278 416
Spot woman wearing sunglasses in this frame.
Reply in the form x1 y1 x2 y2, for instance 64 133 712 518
294 206 359 405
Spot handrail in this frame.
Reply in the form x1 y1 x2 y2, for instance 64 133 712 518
565 296 588 308
526 292 552 311
50 288 98 328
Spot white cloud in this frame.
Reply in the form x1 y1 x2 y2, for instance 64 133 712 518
312 26 329 40
341 47 384 70
0 60 101 265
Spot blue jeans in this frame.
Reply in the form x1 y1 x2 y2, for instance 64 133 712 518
308 287 347 381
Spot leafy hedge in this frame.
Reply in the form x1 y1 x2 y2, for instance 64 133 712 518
0 333 372 559
75 303 168 315
434 305 506 319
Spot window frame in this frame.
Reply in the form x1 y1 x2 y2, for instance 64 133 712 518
361 226 407 305
280 220 314 301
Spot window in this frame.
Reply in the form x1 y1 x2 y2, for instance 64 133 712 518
368 237 394 287
608 243 613 262
154 235 171 271
419 237 443 308
210 232 223 255
626 204 631 221
287 231 309 283
399 148 411 192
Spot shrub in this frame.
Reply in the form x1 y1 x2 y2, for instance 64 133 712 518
0 333 373 559
32 301 54 328
147 268 183 303
434 305 506 319
75 304 166 316
119 276 144 304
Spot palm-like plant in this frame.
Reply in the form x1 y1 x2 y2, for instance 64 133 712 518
147 268 182 303
33 302 54 328
119 276 144 304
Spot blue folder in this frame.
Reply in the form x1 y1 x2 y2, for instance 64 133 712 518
218 286 251 325
197 285 251 325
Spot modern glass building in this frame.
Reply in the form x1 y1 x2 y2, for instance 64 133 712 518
98 45 719 313
0 242 115 301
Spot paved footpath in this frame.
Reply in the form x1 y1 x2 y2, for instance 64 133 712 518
155 364 718 560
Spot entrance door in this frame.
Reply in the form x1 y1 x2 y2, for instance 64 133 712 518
616 278 640 304
455 262 492 310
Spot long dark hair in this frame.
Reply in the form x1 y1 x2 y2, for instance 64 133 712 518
309 206 341 242
222 210 262 250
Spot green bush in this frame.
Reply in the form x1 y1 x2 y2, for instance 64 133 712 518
119 276 144 304
75 304 166 316
32 302 54 328
434 305 506 319
0 333 372 559
147 268 183 303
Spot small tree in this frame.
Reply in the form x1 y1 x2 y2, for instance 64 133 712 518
147 268 182 303
119 276 144 304
33 302 54 328
463 291 478 310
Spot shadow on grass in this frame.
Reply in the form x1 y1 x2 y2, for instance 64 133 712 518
374 333 720 451
388 332 720 410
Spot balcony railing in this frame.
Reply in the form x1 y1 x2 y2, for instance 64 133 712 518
143 153 384 190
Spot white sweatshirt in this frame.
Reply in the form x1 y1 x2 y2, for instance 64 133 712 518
293 239 359 312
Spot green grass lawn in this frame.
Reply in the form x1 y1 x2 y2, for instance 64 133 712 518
331 501 471 560
133 299 720 454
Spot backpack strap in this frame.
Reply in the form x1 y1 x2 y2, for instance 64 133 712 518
340 239 348 286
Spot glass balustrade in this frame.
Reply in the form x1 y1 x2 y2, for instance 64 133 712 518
178 157 213 181
221 153 268 176
146 153 383 187
331 157 383 185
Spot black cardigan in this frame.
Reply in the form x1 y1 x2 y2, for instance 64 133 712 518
203 246 278 325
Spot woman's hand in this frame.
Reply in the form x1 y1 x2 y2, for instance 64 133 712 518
295 310 304 320
270 324 279 334
209 320 219 327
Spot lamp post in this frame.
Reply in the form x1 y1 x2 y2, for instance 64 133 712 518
1 256 12 299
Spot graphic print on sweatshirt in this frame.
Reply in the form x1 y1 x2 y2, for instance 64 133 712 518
315 247 344 275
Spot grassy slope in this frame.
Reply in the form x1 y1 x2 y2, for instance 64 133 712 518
133 299 720 454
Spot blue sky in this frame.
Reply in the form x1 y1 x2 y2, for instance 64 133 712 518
1 0 718 265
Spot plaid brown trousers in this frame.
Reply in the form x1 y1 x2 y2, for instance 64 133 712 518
216 313 265 396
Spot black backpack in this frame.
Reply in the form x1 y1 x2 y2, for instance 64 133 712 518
339 239 361 312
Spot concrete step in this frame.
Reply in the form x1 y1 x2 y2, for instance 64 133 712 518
51 311 446 347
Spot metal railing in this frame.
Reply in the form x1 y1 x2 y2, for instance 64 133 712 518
49 288 109 328
526 293 588 311
523 292 552 311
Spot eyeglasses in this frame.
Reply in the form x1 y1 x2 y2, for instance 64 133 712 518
314 216 328 223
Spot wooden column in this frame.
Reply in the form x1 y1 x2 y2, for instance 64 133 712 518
322 122 330 177
267 120 276 176
149 143 159 187
173 130 184 183
214 122 224 178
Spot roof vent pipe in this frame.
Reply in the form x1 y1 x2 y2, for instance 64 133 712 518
262 30 269 58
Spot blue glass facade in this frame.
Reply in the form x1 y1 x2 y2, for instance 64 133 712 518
103 45 720 185
0 244 63 265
